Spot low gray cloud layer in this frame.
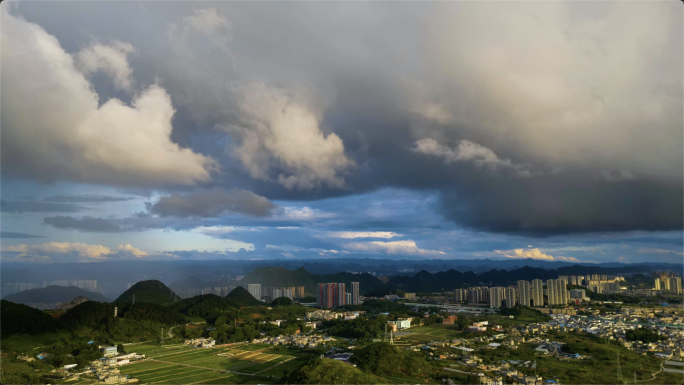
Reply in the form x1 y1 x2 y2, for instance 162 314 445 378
147 188 276 218
1 199 84 213
43 195 135 203
1 231 46 239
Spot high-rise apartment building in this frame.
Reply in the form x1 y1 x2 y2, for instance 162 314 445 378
295 286 305 298
569 289 586 300
531 279 544 307
453 288 467 302
489 287 504 309
655 278 661 290
351 282 360 305
317 283 347 308
547 279 567 305
517 280 531 307
336 283 346 306
247 284 262 301
345 292 352 304
503 287 517 307
547 279 558 305
669 277 682 295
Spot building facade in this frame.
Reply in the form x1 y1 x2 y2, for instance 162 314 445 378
247 283 262 301
351 282 360 305
531 279 544 307
517 280 531 307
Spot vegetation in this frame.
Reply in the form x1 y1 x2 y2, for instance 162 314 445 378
225 286 263 306
3 285 110 304
1 300 64 337
272 297 294 306
323 316 386 341
169 294 237 322
625 328 663 343
350 342 435 381
284 357 387 384
499 305 552 322
114 280 180 305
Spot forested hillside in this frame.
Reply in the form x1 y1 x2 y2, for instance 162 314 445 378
114 280 180 305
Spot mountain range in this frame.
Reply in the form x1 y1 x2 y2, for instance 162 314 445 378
3 285 110 305
171 264 654 296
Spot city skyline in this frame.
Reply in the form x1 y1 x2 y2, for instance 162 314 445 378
1 2 682 265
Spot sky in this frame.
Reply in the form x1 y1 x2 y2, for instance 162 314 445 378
1 1 682 264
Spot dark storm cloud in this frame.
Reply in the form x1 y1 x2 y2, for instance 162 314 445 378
5 2 683 237
43 216 124 232
43 195 135 203
1 199 85 213
1 231 46 239
147 188 276 218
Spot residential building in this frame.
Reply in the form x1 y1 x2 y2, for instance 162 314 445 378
404 292 417 301
655 278 661 290
247 284 262 301
503 287 517 308
517 280 531 307
669 277 682 295
345 292 352 304
531 279 544 307
569 289 586 300
318 283 347 308
453 288 467 302
99 345 117 357
351 282 360 305
490 287 504 309
336 283 346 306
295 286 306 298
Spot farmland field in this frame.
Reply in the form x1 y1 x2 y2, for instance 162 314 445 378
119 345 298 383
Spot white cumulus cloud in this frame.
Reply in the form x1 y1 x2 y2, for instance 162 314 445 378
344 240 446 257
1 9 217 187
494 248 578 262
224 82 354 190
76 40 136 90
4 242 112 260
117 244 148 258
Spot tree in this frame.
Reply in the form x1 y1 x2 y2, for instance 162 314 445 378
456 316 470 331
117 344 126 354
215 316 226 327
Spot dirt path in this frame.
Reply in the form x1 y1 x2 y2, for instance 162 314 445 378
254 357 295 375
635 360 665 383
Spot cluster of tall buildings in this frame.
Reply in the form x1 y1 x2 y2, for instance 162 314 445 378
455 278 571 309
655 276 682 295
178 286 235 299
244 284 306 301
316 282 360 309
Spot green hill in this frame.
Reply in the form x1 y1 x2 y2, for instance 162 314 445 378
169 294 237 321
1 300 64 337
61 301 186 330
3 285 110 304
350 342 435 381
225 286 262 306
285 357 387 384
114 280 180 305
